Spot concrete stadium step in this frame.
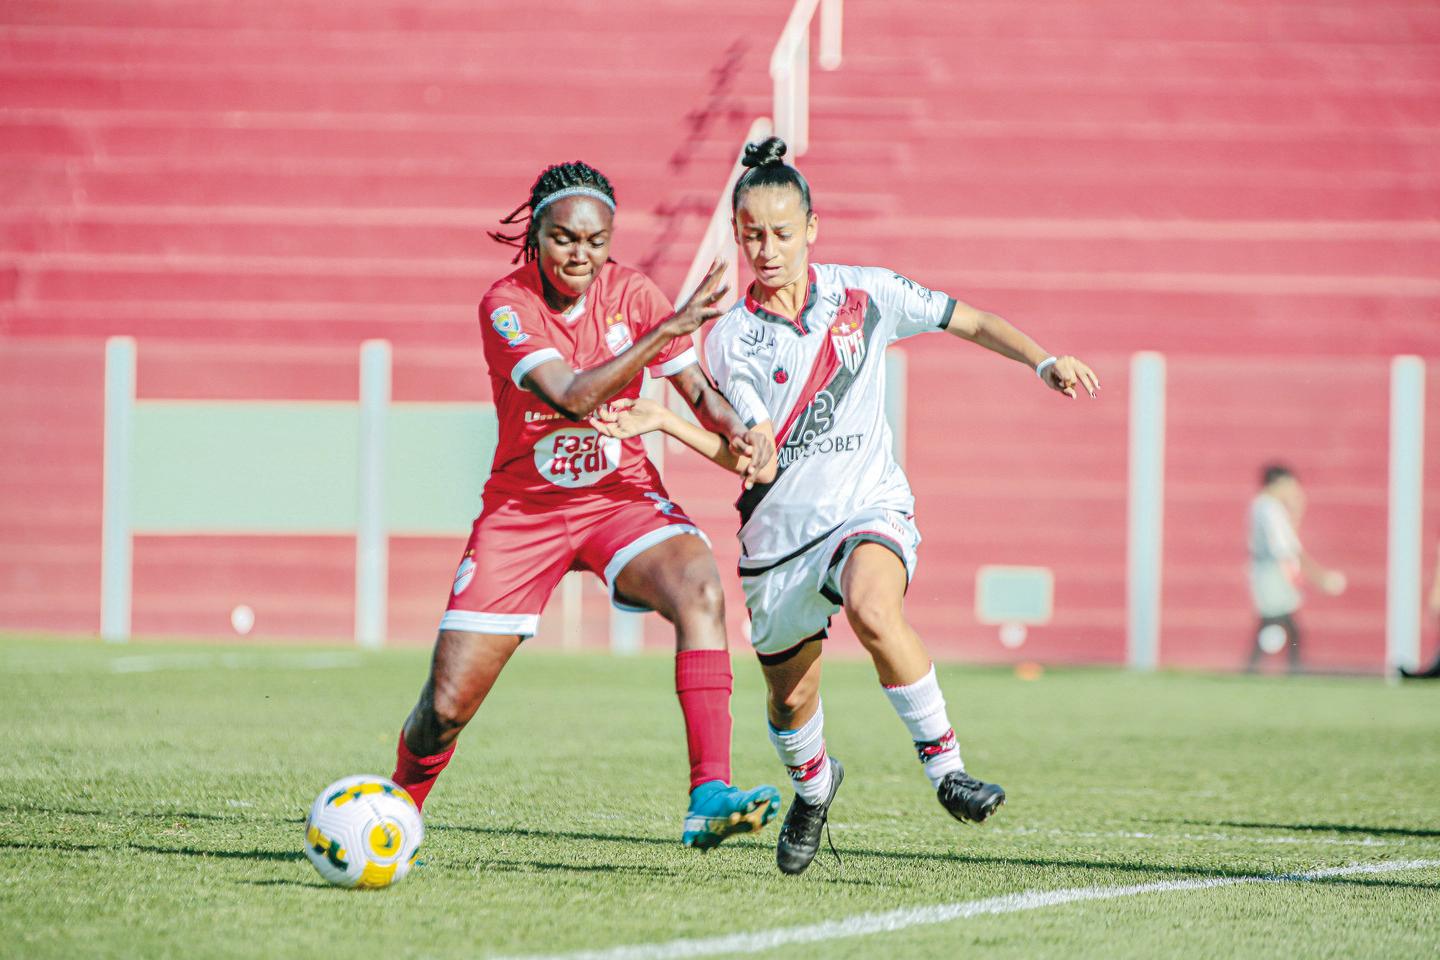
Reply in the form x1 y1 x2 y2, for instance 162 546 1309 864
10 160 1432 220
841 41 1440 87
6 209 1437 280
842 1 1440 45
0 207 707 262
0 114 762 165
3 0 789 33
0 70 725 116
0 23 772 70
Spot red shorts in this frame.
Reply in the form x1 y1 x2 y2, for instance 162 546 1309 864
439 485 708 637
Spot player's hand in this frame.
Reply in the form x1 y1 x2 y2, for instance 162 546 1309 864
1042 355 1100 399
590 397 666 439
668 260 729 337
731 428 774 489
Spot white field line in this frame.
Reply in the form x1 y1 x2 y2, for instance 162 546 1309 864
487 859 1440 960
989 825 1404 848
3 651 364 674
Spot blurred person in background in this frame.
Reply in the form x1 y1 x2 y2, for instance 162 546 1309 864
1398 539 1440 679
389 161 781 851
1246 464 1346 674
596 136 1099 875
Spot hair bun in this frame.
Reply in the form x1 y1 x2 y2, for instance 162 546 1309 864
741 136 788 169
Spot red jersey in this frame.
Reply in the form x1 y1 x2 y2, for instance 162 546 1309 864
478 260 696 504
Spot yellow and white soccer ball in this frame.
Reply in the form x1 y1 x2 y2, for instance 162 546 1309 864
304 775 423 889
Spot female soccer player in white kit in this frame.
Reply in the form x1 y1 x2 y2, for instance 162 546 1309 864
596 137 1100 874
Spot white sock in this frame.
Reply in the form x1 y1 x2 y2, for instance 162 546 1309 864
882 664 964 787
767 701 832 805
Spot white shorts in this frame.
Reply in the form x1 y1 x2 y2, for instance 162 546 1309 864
739 507 921 657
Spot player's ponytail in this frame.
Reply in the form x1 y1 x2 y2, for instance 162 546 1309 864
489 162 617 265
731 136 812 215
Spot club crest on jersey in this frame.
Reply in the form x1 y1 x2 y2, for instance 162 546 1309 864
773 366 789 384
829 313 867 374
604 317 633 356
490 305 529 347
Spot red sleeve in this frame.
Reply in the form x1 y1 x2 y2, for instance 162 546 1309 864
479 292 564 389
627 274 697 377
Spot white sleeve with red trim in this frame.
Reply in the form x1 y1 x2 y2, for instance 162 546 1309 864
863 267 957 343
703 313 772 428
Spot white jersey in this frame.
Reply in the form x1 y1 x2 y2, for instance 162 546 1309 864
705 263 955 571
1248 492 1302 616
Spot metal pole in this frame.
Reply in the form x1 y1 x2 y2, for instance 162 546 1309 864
1127 352 1166 670
1386 355 1425 676
561 573 582 650
355 340 391 649
101 337 136 643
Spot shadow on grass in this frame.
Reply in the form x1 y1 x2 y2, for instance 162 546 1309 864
431 822 675 848
481 858 677 878
2 803 304 825
1179 819 1440 840
433 823 1439 889
236 878 333 889
1 840 304 862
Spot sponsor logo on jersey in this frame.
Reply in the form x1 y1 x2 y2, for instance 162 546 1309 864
773 366 788 384
533 427 622 488
774 429 865 469
490 305 529 347
604 319 633 356
452 556 476 596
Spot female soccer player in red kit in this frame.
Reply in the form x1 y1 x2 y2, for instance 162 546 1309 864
389 161 780 850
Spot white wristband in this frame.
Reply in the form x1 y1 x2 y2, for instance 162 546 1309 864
1035 356 1058 380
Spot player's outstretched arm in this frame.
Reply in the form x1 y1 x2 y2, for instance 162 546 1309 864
944 300 1100 400
593 398 777 488
669 363 775 476
522 261 730 420
1298 549 1347 597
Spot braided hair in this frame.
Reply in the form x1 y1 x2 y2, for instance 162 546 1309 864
489 162 617 264
731 136 812 215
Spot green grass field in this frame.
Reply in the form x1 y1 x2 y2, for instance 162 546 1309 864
2 635 1437 959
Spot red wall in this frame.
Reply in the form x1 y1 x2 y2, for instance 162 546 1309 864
2 1 1437 671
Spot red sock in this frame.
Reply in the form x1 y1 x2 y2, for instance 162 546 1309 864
675 649 733 790
391 732 455 812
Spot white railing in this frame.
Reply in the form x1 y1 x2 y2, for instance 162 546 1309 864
675 0 843 309
772 0 844 158
676 116 775 313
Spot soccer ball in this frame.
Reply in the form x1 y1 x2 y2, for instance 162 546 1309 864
304 775 424 889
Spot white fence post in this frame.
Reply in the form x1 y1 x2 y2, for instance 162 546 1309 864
1127 352 1166 671
355 340 391 649
1386 356 1425 676
101 336 136 643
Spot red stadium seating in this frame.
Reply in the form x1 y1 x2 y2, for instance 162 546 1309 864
2 0 1437 671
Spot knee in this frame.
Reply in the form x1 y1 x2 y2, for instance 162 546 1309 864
428 676 479 735
674 568 726 624
845 593 905 647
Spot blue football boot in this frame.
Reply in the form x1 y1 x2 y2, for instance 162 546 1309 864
682 780 782 851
